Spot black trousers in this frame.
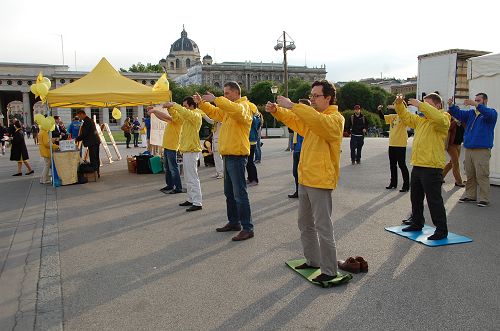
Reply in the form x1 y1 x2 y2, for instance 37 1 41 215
124 132 131 147
88 145 100 173
389 146 409 188
350 135 364 162
246 144 258 183
410 166 447 234
292 151 300 193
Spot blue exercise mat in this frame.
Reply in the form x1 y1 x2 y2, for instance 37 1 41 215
385 225 472 247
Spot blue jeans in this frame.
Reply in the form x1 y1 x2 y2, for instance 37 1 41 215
254 136 261 162
224 155 253 232
164 149 182 190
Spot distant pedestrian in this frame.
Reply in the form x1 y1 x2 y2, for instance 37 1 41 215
121 118 132 148
254 111 263 163
346 105 367 164
68 116 83 139
449 94 498 207
31 123 39 145
10 121 34 176
377 104 410 192
246 104 260 186
140 118 147 148
442 116 465 187
0 122 7 155
132 117 140 147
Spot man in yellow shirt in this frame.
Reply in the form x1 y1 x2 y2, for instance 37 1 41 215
394 93 450 240
377 104 410 192
265 80 344 282
194 82 254 241
163 97 203 212
147 105 184 194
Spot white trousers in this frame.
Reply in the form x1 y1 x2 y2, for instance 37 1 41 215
213 137 223 176
140 134 147 147
183 152 202 206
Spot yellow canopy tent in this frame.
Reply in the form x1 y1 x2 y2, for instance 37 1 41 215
47 57 170 108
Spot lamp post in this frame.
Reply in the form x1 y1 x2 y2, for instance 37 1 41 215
270 85 279 130
274 31 296 98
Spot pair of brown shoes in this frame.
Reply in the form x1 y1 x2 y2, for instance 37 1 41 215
337 256 368 273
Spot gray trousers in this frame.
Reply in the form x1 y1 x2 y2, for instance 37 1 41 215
298 184 338 276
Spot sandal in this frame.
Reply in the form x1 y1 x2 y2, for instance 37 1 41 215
26 170 34 175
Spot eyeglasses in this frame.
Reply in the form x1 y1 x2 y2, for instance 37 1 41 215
309 94 324 99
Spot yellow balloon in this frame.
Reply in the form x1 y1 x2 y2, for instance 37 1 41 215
112 108 122 120
42 77 52 89
34 114 44 125
46 116 55 126
37 83 49 97
40 118 52 131
30 84 40 97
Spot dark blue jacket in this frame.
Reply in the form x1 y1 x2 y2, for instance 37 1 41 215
449 104 497 149
249 115 260 143
293 134 303 153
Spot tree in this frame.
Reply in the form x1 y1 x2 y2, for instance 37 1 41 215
249 81 275 105
370 86 391 112
338 82 372 111
287 77 311 102
120 62 164 73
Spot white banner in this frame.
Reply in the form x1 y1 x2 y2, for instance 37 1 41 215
150 112 167 147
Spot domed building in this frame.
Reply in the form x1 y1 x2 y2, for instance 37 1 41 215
160 26 201 79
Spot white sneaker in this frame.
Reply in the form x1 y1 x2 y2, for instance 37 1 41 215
216 174 223 179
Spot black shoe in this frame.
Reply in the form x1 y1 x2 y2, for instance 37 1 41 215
216 223 242 232
160 186 174 192
26 170 34 175
356 160 361 164
169 189 183 194
386 184 397 189
288 192 298 198
427 232 447 240
295 263 319 270
186 205 202 212
402 215 414 225
179 201 193 206
399 187 409 192
12 173 22 176
458 197 476 203
312 273 336 282
402 225 423 232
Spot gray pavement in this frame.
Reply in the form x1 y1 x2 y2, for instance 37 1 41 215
0 137 499 330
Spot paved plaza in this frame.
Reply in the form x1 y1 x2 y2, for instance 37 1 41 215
1 137 499 330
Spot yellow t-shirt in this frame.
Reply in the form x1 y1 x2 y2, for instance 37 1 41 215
385 114 408 147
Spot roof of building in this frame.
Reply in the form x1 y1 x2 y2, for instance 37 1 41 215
169 27 199 53
418 49 490 60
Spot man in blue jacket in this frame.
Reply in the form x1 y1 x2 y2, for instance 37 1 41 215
448 93 498 207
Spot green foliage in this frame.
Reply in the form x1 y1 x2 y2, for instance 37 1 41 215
341 109 383 129
287 77 311 102
405 92 416 100
257 105 282 128
249 81 275 105
370 86 391 112
121 62 164 73
338 82 373 111
170 81 223 104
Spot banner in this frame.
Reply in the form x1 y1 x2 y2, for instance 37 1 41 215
150 112 167 147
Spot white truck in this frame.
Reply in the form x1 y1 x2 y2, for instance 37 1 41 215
416 49 489 106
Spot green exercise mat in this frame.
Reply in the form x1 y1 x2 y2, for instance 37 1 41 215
286 259 353 288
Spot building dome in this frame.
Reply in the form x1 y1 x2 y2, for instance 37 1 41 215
202 54 213 65
169 27 199 53
203 54 212 60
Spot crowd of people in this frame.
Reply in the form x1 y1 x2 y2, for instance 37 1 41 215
1 79 497 282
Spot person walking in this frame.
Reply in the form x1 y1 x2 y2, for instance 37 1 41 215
132 117 140 147
10 121 34 176
162 97 203 212
346 105 367 164
448 94 497 207
377 104 410 192
442 116 465 187
31 123 39 145
265 80 344 282
194 81 254 241
394 93 450 240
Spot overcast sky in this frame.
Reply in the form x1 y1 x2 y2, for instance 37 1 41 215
1 0 497 82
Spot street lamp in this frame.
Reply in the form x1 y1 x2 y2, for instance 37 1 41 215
271 85 279 101
274 31 296 97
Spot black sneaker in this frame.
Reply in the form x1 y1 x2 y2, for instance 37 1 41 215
402 225 423 232
458 197 477 203
427 232 447 240
312 273 336 282
179 201 193 206
160 186 174 192
186 205 202 212
477 201 489 207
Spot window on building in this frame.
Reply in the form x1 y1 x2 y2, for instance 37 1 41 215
71 108 82 119
91 108 100 123
186 59 191 68
108 109 117 124
214 82 220 88
176 59 180 69
126 107 133 120
170 62 174 70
